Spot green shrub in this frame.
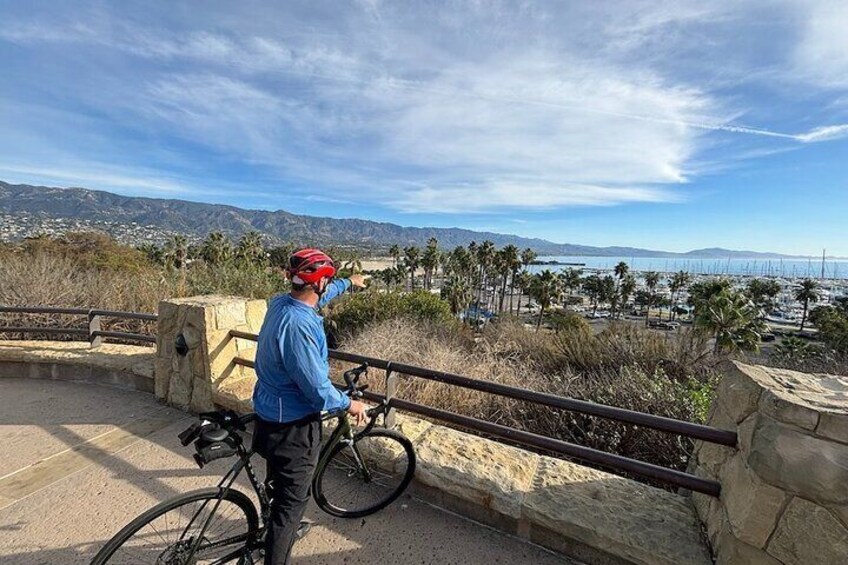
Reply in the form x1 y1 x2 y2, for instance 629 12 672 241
327 290 454 336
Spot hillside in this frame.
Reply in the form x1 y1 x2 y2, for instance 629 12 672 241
0 181 812 258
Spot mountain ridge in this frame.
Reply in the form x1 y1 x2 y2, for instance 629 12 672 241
0 181 827 259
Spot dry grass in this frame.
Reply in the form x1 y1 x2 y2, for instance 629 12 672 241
0 250 171 339
340 317 717 478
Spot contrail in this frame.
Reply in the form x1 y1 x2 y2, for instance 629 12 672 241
275 67 846 143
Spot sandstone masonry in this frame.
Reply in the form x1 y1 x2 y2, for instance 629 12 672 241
692 361 848 564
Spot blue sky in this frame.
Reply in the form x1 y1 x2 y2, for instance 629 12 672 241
1 1 846 256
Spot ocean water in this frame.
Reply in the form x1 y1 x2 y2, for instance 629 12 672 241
532 256 848 280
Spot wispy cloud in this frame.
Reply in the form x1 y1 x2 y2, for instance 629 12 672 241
0 0 846 216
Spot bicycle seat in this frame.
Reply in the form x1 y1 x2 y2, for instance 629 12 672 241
200 427 230 443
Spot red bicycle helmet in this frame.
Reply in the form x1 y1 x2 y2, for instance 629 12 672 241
287 248 336 285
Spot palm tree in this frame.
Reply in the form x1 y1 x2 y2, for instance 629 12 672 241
559 268 582 308
476 241 495 312
695 289 765 354
388 244 401 267
582 274 603 316
201 232 233 266
520 248 537 270
515 271 532 314
137 242 162 264
746 278 781 317
497 244 520 314
619 274 636 317
163 235 188 296
669 271 692 321
612 261 629 318
441 277 472 316
795 278 820 331
235 231 265 265
421 238 440 290
529 269 560 331
644 271 660 326
403 246 420 290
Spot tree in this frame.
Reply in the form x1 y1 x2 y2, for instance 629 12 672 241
694 289 765 354
688 278 731 308
163 235 188 296
609 262 629 318
810 299 848 354
528 269 561 330
746 278 781 316
420 238 440 290
235 231 265 265
388 244 401 267
499 244 520 314
441 276 472 316
582 274 603 315
795 278 820 331
201 232 233 266
668 271 692 321
515 271 533 314
475 241 495 311
403 246 421 290
558 268 582 307
618 274 636 318
643 271 660 326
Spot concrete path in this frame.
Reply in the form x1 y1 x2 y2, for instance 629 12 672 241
0 378 570 564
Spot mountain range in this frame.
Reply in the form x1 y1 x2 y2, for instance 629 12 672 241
0 181 822 259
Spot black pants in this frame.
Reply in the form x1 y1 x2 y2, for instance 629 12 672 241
252 414 322 565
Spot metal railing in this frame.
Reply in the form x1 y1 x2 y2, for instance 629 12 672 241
229 329 732 497
0 306 157 346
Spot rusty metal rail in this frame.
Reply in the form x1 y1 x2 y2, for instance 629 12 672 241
0 305 157 346
229 328 729 496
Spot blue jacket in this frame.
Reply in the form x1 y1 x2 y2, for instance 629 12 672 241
252 279 352 423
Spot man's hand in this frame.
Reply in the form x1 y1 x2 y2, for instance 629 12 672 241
348 274 369 289
347 400 368 427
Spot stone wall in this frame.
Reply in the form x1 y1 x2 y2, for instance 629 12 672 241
154 295 266 412
151 295 711 565
691 361 848 564
0 340 154 392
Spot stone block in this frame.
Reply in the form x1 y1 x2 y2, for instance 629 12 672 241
392 413 432 444
692 490 725 548
414 425 538 520
245 299 268 333
207 329 238 385
696 439 734 477
748 415 848 505
817 411 848 445
717 361 765 423
720 454 786 548
154 357 171 400
737 412 757 455
767 497 848 565
215 300 247 330
759 388 819 431
523 456 711 565
714 523 782 565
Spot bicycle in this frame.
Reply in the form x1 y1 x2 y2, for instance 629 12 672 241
91 363 416 564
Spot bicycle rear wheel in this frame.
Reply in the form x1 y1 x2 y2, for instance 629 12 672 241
90 487 260 565
313 429 416 518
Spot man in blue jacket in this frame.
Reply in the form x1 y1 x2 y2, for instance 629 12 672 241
252 248 367 564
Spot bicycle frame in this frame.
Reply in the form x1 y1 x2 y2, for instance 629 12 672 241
180 403 388 564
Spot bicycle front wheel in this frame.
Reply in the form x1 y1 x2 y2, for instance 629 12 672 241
90 487 260 565
313 429 416 518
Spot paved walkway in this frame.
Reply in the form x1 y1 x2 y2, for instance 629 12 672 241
0 378 570 564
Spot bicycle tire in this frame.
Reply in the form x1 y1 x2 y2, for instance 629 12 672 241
313 429 416 519
90 487 260 565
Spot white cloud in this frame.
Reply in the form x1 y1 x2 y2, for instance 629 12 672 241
793 0 848 89
0 1 846 214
